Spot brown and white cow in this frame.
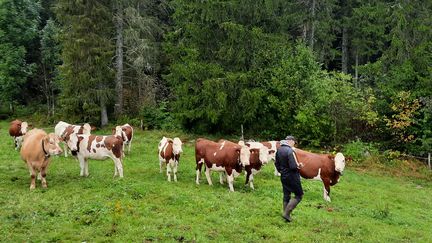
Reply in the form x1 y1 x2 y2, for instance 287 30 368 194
240 141 270 190
294 148 346 202
66 127 124 178
158 136 183 182
112 124 134 154
20 129 63 190
195 138 250 192
247 141 281 176
55 121 91 157
9 119 29 150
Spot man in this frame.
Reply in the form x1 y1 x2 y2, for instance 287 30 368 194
275 135 303 222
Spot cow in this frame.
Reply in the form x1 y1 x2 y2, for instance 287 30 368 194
55 121 91 157
241 141 270 190
195 138 250 192
66 127 124 178
246 141 281 176
9 119 29 150
112 124 134 154
158 136 183 182
20 129 63 190
293 148 346 202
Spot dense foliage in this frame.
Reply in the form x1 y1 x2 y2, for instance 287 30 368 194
0 0 431 154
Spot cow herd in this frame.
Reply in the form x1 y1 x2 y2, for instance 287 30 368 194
8 119 346 202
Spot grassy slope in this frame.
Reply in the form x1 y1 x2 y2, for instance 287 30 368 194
0 122 431 242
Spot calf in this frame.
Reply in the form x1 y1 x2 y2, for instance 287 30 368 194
248 141 281 176
66 127 124 178
158 137 183 182
112 123 134 154
55 121 91 157
9 119 29 150
241 141 270 190
195 138 250 192
20 129 62 189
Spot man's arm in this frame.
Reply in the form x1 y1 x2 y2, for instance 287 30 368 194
275 151 281 173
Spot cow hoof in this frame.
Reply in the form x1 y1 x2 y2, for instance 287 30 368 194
30 185 35 190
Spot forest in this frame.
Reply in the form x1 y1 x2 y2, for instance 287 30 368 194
0 0 431 156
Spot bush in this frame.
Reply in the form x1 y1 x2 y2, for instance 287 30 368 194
344 140 379 163
139 102 180 131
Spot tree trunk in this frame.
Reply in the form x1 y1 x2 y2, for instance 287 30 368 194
342 26 348 73
309 0 316 49
101 100 109 127
355 51 359 89
114 1 124 117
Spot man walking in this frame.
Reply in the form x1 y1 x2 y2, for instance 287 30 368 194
275 136 303 222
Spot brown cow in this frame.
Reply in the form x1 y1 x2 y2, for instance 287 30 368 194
294 148 346 202
112 124 134 154
66 127 124 178
241 141 270 190
20 129 63 190
195 138 250 192
158 136 183 182
9 119 29 150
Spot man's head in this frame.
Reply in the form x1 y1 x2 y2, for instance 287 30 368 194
281 135 296 147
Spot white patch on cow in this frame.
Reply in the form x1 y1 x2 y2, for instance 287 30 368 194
227 173 235 192
173 137 183 155
209 164 225 172
20 122 28 135
213 152 217 156
239 145 251 166
334 152 346 174
251 168 259 175
219 141 226 150
196 169 201 185
312 168 322 181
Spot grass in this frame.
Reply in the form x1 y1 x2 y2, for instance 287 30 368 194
0 121 431 242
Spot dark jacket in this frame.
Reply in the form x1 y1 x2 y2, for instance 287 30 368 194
275 144 299 175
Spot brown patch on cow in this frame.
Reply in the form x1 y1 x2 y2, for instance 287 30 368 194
93 149 96 153
61 126 75 140
163 141 174 164
261 142 272 149
96 136 103 142
104 136 123 158
77 126 84 135
9 119 23 137
122 126 133 141
87 135 97 152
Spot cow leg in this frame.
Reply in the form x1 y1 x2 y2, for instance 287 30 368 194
205 166 213 186
167 161 172 182
249 174 255 190
219 172 225 185
63 142 69 157
195 159 204 185
113 158 124 178
78 156 85 177
225 168 235 192
37 172 42 180
84 160 89 177
159 158 164 173
41 167 48 188
128 141 132 154
28 166 36 190
173 161 178 182
322 179 331 202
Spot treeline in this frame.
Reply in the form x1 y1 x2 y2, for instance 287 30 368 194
0 0 431 155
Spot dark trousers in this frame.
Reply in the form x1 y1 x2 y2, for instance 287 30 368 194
281 173 304 202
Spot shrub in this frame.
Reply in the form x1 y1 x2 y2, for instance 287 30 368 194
344 140 379 163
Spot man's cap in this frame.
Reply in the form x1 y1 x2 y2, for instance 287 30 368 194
285 135 296 142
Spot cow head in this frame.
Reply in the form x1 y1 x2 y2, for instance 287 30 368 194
259 146 270 164
239 144 251 166
82 123 92 135
20 122 29 135
67 133 80 155
173 137 183 155
334 152 346 174
113 126 123 138
44 133 63 156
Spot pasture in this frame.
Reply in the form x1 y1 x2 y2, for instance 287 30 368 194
0 121 431 242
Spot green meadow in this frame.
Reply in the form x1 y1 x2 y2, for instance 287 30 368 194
0 122 431 242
